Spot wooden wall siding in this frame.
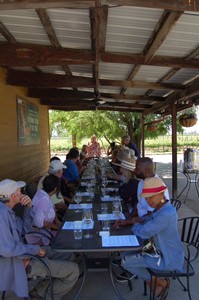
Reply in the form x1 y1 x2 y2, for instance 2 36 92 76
0 67 50 183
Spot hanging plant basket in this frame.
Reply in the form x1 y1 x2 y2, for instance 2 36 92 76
179 114 198 127
146 124 158 132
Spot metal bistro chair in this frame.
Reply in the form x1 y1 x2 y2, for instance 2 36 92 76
1 254 54 300
24 182 37 199
146 217 199 300
170 199 182 211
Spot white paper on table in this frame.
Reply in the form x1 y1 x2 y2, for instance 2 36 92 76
81 175 92 180
68 203 92 210
106 187 119 192
102 235 139 247
97 213 125 221
62 221 94 230
101 196 114 202
107 180 117 184
78 192 90 196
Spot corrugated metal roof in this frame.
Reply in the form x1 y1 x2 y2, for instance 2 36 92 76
156 12 199 57
0 2 199 113
106 6 163 53
0 9 50 45
47 9 91 49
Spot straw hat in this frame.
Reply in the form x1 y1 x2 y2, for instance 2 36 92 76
113 157 135 171
140 177 167 198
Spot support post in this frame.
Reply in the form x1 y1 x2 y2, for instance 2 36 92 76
141 114 145 157
171 103 178 198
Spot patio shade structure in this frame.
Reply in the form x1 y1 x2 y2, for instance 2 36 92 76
0 0 199 197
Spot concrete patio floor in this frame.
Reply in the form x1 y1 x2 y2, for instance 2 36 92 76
1 154 199 300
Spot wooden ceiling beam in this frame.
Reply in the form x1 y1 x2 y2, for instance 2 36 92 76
0 1 95 10
28 88 164 102
120 10 181 94
101 52 199 69
100 79 184 90
41 98 151 109
106 1 199 12
36 8 60 48
144 11 182 63
7 70 96 88
0 1 198 12
0 43 94 66
7 69 185 90
143 76 199 115
1 42 199 69
0 22 16 43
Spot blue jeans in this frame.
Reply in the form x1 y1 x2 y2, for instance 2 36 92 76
122 253 151 281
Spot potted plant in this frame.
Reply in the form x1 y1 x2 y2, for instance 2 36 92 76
178 109 198 127
146 124 158 132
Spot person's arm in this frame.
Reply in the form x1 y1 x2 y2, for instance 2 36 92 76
133 211 173 239
0 210 40 257
131 143 140 158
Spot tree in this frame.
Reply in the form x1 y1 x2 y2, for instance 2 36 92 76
49 108 193 150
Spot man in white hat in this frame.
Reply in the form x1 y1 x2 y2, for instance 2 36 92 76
37 158 70 218
0 179 79 299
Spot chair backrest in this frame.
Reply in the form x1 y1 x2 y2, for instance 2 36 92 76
178 217 199 251
171 199 182 211
25 183 37 199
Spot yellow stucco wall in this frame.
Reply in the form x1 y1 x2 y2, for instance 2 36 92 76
0 67 50 183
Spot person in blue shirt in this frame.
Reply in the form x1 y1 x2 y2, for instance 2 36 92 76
121 177 184 300
63 148 81 185
122 134 141 158
0 179 79 299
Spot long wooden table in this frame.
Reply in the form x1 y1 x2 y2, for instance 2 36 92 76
52 160 142 299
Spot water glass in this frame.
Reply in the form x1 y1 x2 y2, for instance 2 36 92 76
82 209 93 239
102 215 110 231
73 221 82 240
101 203 108 214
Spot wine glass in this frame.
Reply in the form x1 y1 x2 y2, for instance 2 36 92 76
101 176 108 194
74 193 82 212
82 209 93 238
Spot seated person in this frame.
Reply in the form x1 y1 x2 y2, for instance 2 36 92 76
37 159 70 219
116 158 139 210
121 177 184 300
0 179 79 299
63 148 81 186
31 174 61 245
122 134 140 159
107 142 116 156
87 134 101 157
115 157 170 227
80 144 89 163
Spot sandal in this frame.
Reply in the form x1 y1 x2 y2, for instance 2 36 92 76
155 278 170 300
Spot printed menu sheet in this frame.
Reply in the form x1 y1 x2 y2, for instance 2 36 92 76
97 213 125 221
62 221 94 230
68 203 92 210
102 235 139 247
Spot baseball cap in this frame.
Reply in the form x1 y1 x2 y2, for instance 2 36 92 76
0 179 26 201
48 160 66 174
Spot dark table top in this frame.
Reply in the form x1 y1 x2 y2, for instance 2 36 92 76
52 189 142 253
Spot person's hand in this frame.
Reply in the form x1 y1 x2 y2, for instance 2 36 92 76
20 194 32 207
38 248 46 257
113 219 127 228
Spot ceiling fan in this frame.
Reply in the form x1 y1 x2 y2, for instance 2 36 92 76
90 91 113 109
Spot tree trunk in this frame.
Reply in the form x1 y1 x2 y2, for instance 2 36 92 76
72 133 76 147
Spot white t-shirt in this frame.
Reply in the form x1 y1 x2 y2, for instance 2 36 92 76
137 175 170 217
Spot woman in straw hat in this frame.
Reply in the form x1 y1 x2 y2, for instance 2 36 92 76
116 157 139 209
121 177 184 300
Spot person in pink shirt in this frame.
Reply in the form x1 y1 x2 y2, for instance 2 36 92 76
87 134 101 157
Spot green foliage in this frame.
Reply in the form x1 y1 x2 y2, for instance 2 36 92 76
49 109 191 148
